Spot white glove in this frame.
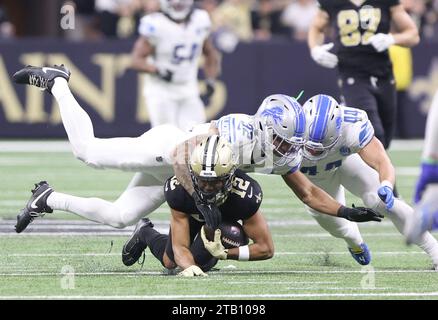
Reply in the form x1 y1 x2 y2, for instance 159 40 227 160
178 265 208 277
200 226 228 260
311 43 338 68
369 33 395 52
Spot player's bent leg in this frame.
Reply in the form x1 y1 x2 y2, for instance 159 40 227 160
341 156 438 268
45 179 165 228
307 207 369 265
15 181 54 233
190 233 219 272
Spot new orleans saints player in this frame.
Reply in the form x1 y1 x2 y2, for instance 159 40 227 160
122 135 274 276
308 0 419 149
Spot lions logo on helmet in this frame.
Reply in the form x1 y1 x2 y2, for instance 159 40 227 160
254 94 306 167
160 0 194 22
302 94 343 161
189 135 237 206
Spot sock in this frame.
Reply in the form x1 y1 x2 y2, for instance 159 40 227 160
141 227 168 266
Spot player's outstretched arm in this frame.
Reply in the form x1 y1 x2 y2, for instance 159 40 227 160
171 209 207 276
358 137 396 209
282 171 383 222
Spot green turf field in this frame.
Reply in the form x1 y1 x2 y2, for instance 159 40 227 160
1 141 438 300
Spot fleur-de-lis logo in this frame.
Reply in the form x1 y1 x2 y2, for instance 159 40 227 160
260 106 284 124
409 58 438 114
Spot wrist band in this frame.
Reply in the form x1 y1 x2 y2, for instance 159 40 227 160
238 245 250 261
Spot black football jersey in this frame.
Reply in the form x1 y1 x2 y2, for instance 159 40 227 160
318 0 400 77
164 169 263 223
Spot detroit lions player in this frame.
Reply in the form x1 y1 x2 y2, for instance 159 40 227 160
12 65 382 239
405 91 438 244
300 94 438 268
130 0 219 131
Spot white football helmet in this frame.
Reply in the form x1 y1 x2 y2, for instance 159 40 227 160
160 0 194 21
189 135 237 206
302 94 343 161
254 94 306 167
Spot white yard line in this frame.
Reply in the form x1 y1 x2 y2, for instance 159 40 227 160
0 269 435 276
0 292 438 299
0 251 427 258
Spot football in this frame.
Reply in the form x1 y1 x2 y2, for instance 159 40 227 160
219 221 249 249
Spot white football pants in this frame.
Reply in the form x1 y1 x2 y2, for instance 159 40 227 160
144 82 206 131
46 78 185 228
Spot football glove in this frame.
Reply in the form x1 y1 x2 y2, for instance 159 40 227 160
369 33 395 52
156 68 173 82
178 265 208 277
202 79 215 105
192 192 222 229
337 204 384 222
414 163 438 204
200 226 228 260
310 43 338 68
378 181 395 210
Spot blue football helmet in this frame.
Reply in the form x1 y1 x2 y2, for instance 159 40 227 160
302 94 343 161
254 94 306 166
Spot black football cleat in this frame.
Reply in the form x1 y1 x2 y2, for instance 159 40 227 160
122 218 154 266
12 65 70 93
15 181 54 233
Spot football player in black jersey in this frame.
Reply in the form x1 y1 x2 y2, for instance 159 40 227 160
308 0 419 149
122 135 274 276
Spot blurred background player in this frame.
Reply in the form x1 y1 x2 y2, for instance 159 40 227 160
406 90 438 244
300 94 438 269
122 135 274 276
308 0 420 150
130 0 220 131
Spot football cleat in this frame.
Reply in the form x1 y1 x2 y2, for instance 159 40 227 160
12 65 70 93
122 218 154 266
15 181 54 233
348 243 371 265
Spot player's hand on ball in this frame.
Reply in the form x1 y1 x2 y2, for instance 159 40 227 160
200 226 228 260
311 43 338 68
178 265 208 277
337 204 384 222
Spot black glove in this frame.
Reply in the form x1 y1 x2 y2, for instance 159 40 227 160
192 192 222 229
156 68 173 82
202 79 215 105
337 204 384 222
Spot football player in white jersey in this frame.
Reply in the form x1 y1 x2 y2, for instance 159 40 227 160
12 66 382 244
130 0 219 131
405 91 438 244
299 94 438 268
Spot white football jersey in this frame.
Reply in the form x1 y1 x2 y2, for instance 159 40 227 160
212 114 302 175
138 9 211 85
300 106 374 180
